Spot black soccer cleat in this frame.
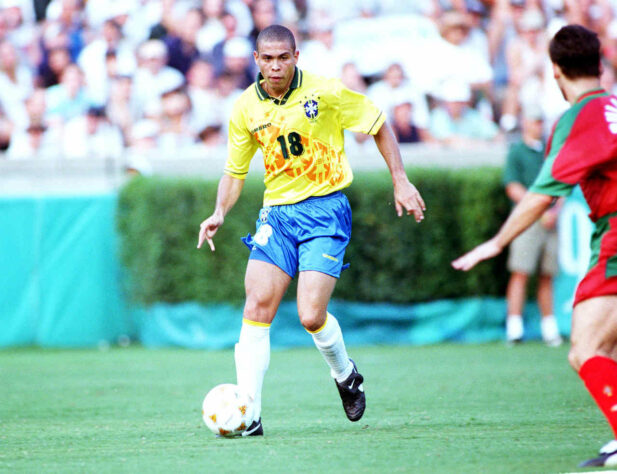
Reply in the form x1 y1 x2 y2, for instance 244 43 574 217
335 359 366 422
242 418 263 437
579 440 617 467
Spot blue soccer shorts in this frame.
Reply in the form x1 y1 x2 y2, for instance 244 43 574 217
241 191 352 278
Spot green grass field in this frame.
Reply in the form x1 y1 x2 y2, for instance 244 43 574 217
0 343 611 473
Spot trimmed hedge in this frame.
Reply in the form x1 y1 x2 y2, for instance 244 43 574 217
116 168 510 305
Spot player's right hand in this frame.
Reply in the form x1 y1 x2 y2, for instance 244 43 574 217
197 213 224 251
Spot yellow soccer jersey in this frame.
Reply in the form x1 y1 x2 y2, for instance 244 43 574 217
224 67 385 206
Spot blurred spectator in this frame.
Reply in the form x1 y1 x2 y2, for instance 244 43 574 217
37 45 71 88
500 8 547 132
5 122 56 159
221 36 254 89
0 39 33 124
502 102 562 346
43 0 85 60
125 118 159 174
340 61 366 93
61 105 124 159
367 62 431 142
429 80 500 147
213 69 243 135
248 0 277 47
197 124 224 149
211 9 241 75
196 0 226 55
163 7 204 76
13 87 47 132
3 0 37 52
187 58 219 132
296 18 343 77
106 73 140 143
132 39 185 117
77 17 136 104
436 9 493 96
391 101 422 144
158 87 194 153
45 63 90 124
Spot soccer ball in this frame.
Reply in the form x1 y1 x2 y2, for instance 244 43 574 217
202 384 254 437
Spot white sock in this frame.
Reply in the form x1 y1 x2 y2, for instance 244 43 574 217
309 313 353 382
541 314 562 346
506 314 524 342
235 319 270 421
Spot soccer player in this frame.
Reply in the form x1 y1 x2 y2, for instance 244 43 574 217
452 25 617 467
197 25 425 436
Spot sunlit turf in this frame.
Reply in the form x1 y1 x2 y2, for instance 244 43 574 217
0 343 609 473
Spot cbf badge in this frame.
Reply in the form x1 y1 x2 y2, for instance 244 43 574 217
303 99 319 121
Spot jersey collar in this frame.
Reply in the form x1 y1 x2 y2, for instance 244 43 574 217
575 88 607 103
255 67 303 105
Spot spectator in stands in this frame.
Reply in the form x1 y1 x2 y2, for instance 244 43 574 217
5 122 56 160
221 36 254 89
211 9 241 75
500 7 547 132
213 69 243 135
43 0 85 61
187 58 219 133
391 101 422 144
106 73 140 144
367 62 431 142
248 0 277 48
296 17 342 77
196 0 227 55
125 118 158 175
437 9 493 97
132 39 185 117
0 38 32 125
163 7 204 76
37 45 71 88
45 63 90 124
196 123 224 149
502 103 562 346
157 86 195 153
429 79 500 147
61 104 123 159
77 17 136 104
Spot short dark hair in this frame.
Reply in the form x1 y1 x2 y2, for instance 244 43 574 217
549 24 601 79
256 25 296 53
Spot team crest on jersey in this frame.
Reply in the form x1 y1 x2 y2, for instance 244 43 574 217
303 99 319 121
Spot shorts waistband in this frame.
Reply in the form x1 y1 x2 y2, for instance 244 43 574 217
269 191 344 208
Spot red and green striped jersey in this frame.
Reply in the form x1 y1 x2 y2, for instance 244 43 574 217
530 88 617 222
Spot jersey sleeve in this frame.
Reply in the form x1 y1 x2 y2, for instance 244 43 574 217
224 100 258 179
335 80 385 135
529 114 576 197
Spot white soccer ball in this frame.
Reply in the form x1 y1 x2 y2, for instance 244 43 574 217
202 384 254 437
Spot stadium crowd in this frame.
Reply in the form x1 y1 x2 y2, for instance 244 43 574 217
0 0 615 166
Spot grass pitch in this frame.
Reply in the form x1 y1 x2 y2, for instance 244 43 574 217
0 343 609 473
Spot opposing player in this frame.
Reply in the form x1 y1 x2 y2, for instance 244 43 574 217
452 25 617 467
197 25 425 436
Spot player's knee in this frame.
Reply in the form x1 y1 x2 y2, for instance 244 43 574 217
568 346 583 371
243 296 274 323
298 311 323 332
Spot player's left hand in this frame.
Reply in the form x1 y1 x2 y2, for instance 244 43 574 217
394 181 426 222
451 238 502 271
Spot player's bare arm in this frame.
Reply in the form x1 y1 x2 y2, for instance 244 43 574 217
451 191 553 271
373 121 426 222
197 175 245 251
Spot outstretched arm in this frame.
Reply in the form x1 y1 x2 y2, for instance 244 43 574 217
451 191 554 271
197 174 245 251
373 121 426 222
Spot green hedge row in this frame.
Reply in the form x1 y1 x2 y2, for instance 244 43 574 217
116 168 511 305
